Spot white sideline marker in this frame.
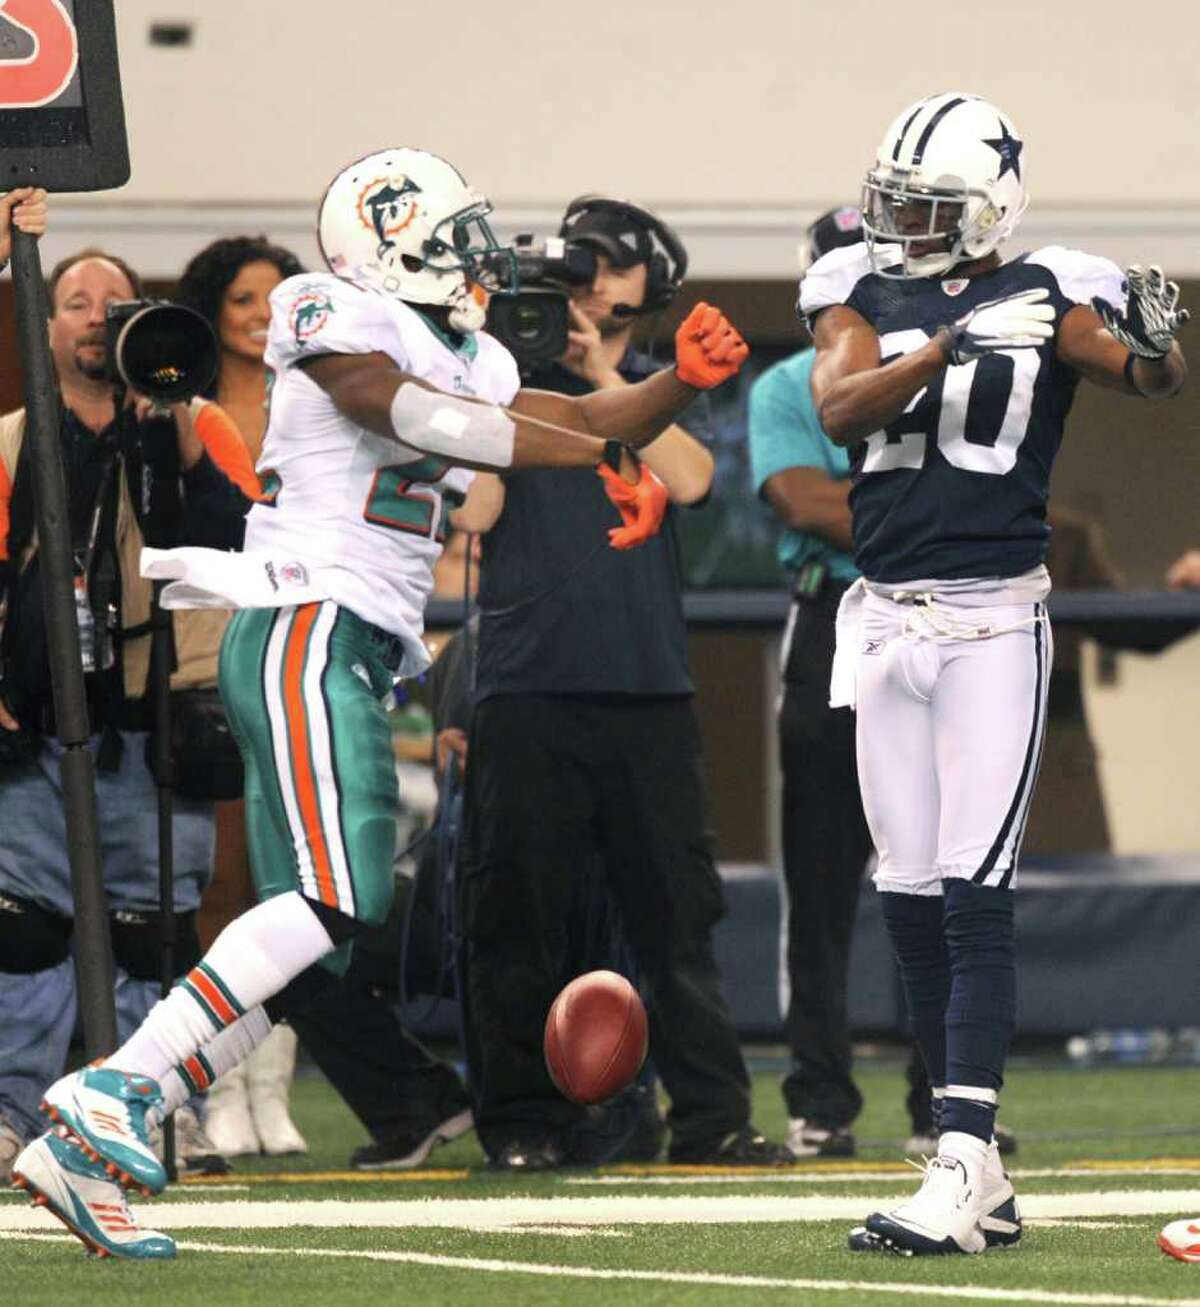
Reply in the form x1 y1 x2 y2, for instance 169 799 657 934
2 1190 1200 1231
2 1230 1199 1307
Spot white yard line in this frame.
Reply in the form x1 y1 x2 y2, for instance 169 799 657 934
1 1190 1197 1232
567 1167 1200 1186
1 1230 1195 1307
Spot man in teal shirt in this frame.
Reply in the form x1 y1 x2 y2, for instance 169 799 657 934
749 207 872 1159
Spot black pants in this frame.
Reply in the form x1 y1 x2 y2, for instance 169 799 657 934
779 588 873 1128
459 694 751 1158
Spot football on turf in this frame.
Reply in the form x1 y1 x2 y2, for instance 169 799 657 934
1158 1218 1200 1262
544 969 649 1106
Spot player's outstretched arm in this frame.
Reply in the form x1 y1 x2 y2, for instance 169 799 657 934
297 351 636 476
514 302 748 450
299 350 668 547
1058 266 1187 398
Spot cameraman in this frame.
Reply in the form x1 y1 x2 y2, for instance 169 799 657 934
0 245 251 1177
457 197 790 1169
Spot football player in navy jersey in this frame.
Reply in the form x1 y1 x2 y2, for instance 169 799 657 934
799 91 1188 1257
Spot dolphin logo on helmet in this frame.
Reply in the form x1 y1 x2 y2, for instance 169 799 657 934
318 147 517 333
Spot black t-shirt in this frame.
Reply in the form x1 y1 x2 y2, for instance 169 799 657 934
475 349 700 702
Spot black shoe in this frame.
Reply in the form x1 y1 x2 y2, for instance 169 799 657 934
994 1123 1017 1156
669 1125 794 1167
351 1108 474 1171
786 1118 855 1159
566 1082 666 1165
488 1138 564 1172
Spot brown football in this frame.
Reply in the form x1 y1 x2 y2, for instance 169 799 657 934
544 969 649 1106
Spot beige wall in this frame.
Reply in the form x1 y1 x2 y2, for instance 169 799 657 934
1086 635 1200 853
112 1 1200 207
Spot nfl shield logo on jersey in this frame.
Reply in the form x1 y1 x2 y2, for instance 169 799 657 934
941 278 970 297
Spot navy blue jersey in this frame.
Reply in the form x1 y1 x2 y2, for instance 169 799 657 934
799 244 1126 582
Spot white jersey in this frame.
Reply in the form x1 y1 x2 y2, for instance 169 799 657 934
144 273 520 678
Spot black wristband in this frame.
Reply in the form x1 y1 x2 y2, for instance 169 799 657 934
601 439 627 472
1123 352 1151 396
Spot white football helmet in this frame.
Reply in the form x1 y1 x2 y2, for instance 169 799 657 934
862 93 1029 279
317 147 515 332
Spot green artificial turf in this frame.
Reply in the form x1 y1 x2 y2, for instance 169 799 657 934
3 1056 1200 1305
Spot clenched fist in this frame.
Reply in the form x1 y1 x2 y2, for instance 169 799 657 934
674 302 749 389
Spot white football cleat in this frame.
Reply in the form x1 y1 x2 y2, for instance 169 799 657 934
41 1066 167 1196
859 1152 986 1255
978 1135 1021 1248
12 1131 175 1260
1159 1218 1200 1262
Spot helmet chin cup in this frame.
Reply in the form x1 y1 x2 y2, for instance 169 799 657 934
448 292 487 334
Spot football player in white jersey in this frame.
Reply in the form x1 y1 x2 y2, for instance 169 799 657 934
797 94 1187 1256
11 148 749 1259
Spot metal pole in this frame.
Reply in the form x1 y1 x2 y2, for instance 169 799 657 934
149 580 177 1180
9 227 117 1057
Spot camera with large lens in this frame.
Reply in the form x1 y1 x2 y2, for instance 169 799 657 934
104 300 219 403
484 235 597 372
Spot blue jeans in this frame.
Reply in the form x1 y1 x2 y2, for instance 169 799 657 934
0 731 214 1139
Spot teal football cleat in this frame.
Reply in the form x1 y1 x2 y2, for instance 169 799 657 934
41 1066 167 1196
12 1131 176 1260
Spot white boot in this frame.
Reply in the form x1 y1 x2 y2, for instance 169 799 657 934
245 1024 308 1156
856 1131 987 1255
203 1061 260 1158
978 1135 1022 1247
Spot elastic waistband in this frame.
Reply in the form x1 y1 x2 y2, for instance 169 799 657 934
864 565 1050 610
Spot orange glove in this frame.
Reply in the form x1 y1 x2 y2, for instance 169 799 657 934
674 302 749 389
596 461 669 550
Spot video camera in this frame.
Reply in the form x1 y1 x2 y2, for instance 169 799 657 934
104 300 219 403
484 235 597 372
484 198 687 374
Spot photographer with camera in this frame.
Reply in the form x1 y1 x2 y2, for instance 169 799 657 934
458 197 791 1170
0 243 253 1179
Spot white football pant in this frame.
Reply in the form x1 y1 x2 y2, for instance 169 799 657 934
852 589 1051 896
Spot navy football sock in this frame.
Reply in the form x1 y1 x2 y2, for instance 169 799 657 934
878 892 950 1091
941 879 1015 1142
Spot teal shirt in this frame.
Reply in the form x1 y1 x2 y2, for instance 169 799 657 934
747 348 860 582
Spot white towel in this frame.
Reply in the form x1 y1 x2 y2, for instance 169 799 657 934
829 577 866 709
140 546 329 611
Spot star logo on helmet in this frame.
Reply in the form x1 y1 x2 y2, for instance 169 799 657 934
983 122 1023 182
357 176 421 254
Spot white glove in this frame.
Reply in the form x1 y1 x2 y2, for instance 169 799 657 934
1093 264 1189 359
942 287 1056 365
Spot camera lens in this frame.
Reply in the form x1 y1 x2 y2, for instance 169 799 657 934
511 300 549 343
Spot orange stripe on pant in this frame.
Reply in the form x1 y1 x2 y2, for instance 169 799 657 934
282 603 339 909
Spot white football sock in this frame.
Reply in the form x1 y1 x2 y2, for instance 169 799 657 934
156 1005 274 1119
105 892 334 1083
